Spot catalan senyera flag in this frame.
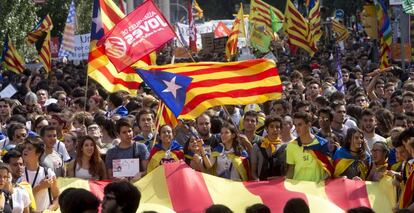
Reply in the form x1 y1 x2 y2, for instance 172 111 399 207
332 19 350 42
249 0 284 36
26 15 53 45
157 103 179 128
308 0 322 46
136 59 282 120
27 15 53 72
375 0 392 68
225 5 245 61
39 32 52 72
87 0 156 95
56 162 396 213
1 36 25 74
284 0 317 56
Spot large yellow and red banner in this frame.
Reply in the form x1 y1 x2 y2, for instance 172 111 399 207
56 162 396 213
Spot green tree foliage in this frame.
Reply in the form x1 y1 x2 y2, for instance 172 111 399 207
0 0 38 58
36 0 93 37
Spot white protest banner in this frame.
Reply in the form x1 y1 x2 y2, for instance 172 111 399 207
176 20 247 49
67 34 91 61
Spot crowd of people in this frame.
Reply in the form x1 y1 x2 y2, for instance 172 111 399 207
0 30 413 212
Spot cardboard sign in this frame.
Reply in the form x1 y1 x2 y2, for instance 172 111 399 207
201 33 215 51
112 158 140 178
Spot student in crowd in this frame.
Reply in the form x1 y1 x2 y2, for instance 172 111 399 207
63 132 77 162
2 150 35 213
184 135 212 172
102 181 141 213
22 137 59 212
59 188 100 213
134 109 156 151
40 126 65 177
333 128 371 180
367 142 390 181
0 163 30 213
286 112 333 182
105 119 149 180
210 123 249 181
251 116 286 181
66 136 106 180
147 125 184 173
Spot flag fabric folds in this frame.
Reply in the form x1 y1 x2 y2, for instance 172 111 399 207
136 59 282 120
27 15 53 72
26 15 53 45
374 0 392 68
55 162 396 213
58 0 77 58
249 0 284 36
193 0 204 19
1 36 25 74
332 19 350 42
308 0 322 46
87 0 156 95
270 8 283 34
214 21 231 38
249 0 283 52
100 0 174 72
284 0 317 56
225 5 245 61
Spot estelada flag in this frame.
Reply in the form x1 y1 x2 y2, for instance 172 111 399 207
214 21 231 38
101 0 175 72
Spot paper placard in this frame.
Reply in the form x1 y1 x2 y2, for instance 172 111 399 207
112 158 140 178
0 84 17 98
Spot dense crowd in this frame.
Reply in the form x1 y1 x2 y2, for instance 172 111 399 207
0 32 413 213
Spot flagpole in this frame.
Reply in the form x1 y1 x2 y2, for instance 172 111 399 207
174 31 196 62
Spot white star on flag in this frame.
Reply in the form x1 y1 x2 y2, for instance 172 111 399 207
162 77 182 98
92 9 102 34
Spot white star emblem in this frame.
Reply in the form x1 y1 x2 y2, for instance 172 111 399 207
162 77 182 98
92 9 102 34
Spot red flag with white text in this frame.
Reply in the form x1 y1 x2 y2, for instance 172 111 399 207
101 0 175 72
214 21 231 38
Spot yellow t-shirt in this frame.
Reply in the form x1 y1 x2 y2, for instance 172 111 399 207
286 138 325 182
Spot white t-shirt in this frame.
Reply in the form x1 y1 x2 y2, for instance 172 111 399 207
366 134 386 151
54 141 70 162
23 167 56 212
11 186 30 213
74 164 93 179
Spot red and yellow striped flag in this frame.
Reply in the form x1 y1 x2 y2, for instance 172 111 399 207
26 15 53 45
39 31 52 72
143 59 282 120
27 15 53 72
332 19 350 42
1 36 25 74
249 0 284 36
225 5 245 61
87 0 156 95
308 0 322 46
284 0 316 56
55 162 396 213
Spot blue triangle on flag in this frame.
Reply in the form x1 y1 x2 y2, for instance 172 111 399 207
136 69 193 118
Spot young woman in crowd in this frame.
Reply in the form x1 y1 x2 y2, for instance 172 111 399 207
183 135 212 172
333 128 371 180
210 123 249 181
147 125 184 173
66 136 106 180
